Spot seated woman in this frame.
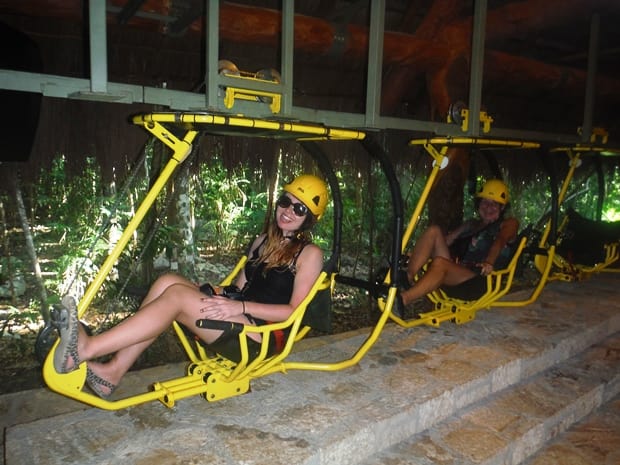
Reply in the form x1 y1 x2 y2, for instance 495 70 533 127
52 174 329 398
400 179 519 307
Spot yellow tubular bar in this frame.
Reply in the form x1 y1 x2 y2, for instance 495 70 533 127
409 137 540 149
405 137 540 251
281 286 397 372
497 245 556 307
132 113 366 141
401 143 448 251
77 124 198 316
43 123 199 409
535 147 617 281
42 111 372 410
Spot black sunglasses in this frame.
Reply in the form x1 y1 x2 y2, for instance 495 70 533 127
276 195 309 217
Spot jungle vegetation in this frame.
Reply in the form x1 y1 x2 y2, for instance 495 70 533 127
1 136 619 339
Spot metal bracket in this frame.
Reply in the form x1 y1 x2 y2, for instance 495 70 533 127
577 126 609 144
459 108 494 133
222 73 282 114
447 102 493 133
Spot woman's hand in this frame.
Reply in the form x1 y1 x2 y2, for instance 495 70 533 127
479 262 494 276
199 295 245 319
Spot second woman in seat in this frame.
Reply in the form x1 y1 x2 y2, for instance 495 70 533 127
400 179 519 306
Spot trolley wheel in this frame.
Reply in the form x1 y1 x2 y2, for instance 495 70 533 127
448 101 467 125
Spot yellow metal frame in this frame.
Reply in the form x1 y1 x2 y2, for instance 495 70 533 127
48 121 613 410
224 74 282 114
423 235 527 325
449 108 495 133
495 243 556 307
43 112 368 410
222 74 282 114
386 137 543 325
173 257 400 379
43 120 199 410
132 112 367 141
596 243 620 273
535 146 620 282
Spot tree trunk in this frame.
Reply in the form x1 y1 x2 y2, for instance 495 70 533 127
9 172 49 321
141 139 162 285
174 161 197 281
427 147 470 231
265 148 281 235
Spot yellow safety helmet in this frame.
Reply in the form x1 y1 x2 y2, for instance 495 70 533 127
476 179 509 205
283 174 329 219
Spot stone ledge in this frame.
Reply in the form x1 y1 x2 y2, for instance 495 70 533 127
3 276 620 465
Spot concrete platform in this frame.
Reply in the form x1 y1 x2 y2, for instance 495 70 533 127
357 332 619 464
3 275 620 465
524 392 620 465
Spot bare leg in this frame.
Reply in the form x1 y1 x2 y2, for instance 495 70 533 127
401 257 477 305
79 274 223 390
406 225 452 282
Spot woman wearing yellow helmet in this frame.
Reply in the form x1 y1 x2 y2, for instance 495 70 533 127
51 174 327 398
399 179 519 311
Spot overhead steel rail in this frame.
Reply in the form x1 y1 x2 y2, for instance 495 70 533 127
0 0 609 145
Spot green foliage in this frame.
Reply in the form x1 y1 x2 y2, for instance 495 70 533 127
35 155 103 232
31 154 140 303
3 142 620 335
193 160 258 251
0 257 23 281
570 162 620 221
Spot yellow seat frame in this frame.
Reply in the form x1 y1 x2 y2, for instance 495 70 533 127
535 146 620 282
379 137 543 328
424 235 527 325
42 112 371 410
46 115 502 410
45 119 610 410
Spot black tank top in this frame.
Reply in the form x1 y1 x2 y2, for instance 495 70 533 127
240 237 308 354
241 237 306 307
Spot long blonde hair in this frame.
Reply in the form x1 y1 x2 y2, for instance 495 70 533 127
254 213 314 272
